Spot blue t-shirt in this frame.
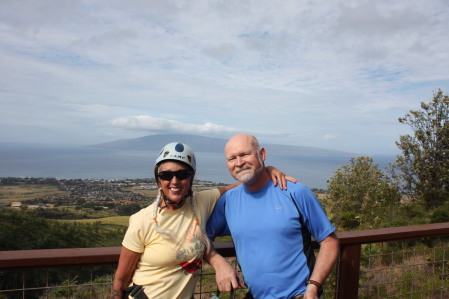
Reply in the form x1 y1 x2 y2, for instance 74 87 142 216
206 181 335 299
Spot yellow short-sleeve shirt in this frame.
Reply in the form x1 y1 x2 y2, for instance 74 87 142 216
122 189 220 299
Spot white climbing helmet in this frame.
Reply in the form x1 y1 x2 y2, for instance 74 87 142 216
155 142 196 172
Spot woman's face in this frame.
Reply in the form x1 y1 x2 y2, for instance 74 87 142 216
157 161 193 204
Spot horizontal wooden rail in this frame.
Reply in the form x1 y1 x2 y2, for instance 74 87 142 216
337 222 449 245
0 242 236 270
2 223 449 269
2 223 449 299
0 246 120 269
335 222 449 299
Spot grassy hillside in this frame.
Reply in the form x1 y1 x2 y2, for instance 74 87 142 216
0 185 69 204
0 210 126 250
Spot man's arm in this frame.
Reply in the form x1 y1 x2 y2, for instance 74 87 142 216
204 245 245 292
304 232 339 299
206 193 231 239
205 192 244 291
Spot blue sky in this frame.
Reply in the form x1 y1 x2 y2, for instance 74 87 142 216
1 0 448 155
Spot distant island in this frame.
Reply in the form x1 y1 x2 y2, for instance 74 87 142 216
92 133 353 156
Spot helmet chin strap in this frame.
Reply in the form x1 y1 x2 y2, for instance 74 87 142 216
159 189 193 212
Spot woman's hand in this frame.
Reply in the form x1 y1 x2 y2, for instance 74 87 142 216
266 166 298 190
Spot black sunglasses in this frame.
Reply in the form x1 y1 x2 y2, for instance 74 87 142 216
157 170 193 181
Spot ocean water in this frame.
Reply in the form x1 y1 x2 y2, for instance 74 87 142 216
0 143 395 189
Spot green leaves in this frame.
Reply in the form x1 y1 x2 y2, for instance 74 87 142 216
393 89 449 209
327 156 400 230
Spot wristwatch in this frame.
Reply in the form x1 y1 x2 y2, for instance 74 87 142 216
306 279 323 295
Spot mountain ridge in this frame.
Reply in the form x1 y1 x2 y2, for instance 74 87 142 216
91 134 353 156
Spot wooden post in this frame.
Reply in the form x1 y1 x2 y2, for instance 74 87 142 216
335 244 361 299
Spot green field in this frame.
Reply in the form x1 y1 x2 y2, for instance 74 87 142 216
60 216 130 226
0 185 69 204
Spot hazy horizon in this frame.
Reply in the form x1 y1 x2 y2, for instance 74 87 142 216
0 141 396 189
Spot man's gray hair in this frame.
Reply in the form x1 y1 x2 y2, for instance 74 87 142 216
248 134 261 151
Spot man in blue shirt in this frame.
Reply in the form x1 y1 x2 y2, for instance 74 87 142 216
205 134 339 299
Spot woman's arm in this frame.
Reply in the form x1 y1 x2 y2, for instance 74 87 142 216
110 246 141 299
266 166 298 190
217 182 242 196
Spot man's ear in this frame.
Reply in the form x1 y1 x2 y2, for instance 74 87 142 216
259 147 267 161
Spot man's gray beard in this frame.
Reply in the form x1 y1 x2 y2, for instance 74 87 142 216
235 168 256 183
234 163 264 183
233 152 265 183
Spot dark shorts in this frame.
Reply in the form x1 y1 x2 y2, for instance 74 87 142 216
244 291 304 299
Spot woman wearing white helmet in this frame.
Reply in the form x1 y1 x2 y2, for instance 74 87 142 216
111 142 295 299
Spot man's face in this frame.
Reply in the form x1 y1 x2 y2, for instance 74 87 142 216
224 136 265 184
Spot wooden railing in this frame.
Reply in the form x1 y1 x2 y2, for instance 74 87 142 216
1 223 449 298
336 222 449 298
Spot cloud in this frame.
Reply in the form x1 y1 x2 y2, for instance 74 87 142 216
324 134 339 141
335 2 429 36
1 0 449 154
106 115 241 136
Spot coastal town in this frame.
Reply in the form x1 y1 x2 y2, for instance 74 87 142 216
0 177 223 211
